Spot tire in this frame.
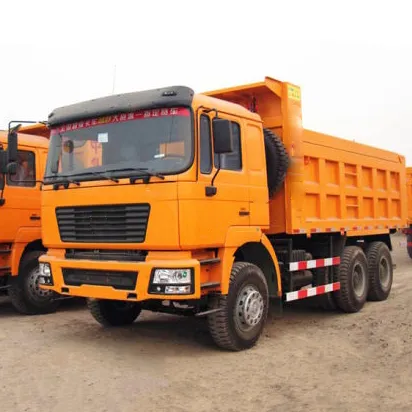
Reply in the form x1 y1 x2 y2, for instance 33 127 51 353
263 128 290 196
334 246 369 313
366 242 393 301
207 262 269 351
8 251 60 315
407 234 412 260
87 299 142 326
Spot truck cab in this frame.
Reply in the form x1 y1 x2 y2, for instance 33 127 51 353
0 126 59 314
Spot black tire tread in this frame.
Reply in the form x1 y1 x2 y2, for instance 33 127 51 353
9 250 59 315
207 262 268 351
263 129 290 196
87 299 141 327
335 246 368 313
407 234 412 260
366 242 393 301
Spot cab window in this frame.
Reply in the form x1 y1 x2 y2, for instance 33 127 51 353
214 121 242 171
7 150 36 187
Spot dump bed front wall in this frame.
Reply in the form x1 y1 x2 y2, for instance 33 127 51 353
274 130 407 234
407 167 412 224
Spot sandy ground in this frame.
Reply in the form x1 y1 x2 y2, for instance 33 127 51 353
1 233 411 412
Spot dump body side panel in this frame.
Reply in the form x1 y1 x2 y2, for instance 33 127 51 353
294 130 407 234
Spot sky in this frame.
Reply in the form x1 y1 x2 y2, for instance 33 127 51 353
1 0 411 163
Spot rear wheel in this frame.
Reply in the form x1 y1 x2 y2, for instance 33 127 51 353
207 262 269 351
9 251 59 315
334 246 369 313
366 242 393 301
87 299 142 326
407 234 412 259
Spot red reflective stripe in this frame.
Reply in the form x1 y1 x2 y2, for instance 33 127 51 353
297 261 307 270
332 257 340 265
316 285 326 294
285 282 341 302
297 289 307 299
289 257 341 271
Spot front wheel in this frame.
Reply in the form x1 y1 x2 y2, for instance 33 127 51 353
87 299 142 326
9 251 60 315
207 262 269 351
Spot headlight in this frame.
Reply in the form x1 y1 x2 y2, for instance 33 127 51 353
39 263 53 285
149 268 193 294
152 269 191 284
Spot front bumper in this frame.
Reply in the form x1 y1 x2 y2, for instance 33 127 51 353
39 252 201 302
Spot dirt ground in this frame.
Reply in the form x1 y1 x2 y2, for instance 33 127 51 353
1 233 411 412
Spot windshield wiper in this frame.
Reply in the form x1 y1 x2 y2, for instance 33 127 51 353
45 176 81 189
102 167 165 184
84 171 119 183
128 168 165 184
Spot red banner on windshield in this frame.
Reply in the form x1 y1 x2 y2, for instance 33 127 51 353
51 107 190 135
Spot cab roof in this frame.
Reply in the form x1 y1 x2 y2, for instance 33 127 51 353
0 130 50 149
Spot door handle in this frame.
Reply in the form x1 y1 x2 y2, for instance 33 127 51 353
30 214 41 221
239 210 250 216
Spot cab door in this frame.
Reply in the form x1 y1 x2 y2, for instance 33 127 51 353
179 110 250 248
1 146 41 242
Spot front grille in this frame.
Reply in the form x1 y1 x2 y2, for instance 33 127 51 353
62 268 137 290
56 203 150 243
65 249 147 262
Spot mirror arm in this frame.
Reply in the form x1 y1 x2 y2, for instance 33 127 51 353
200 107 219 118
205 154 222 197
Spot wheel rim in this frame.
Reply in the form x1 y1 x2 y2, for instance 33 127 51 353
352 263 366 298
379 256 391 289
27 265 54 301
234 285 264 332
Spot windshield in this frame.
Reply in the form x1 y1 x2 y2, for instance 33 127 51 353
44 106 192 183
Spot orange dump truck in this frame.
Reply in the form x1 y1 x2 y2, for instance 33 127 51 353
3 76 408 350
0 124 60 314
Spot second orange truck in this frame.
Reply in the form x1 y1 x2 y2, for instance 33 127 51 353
3 75 408 349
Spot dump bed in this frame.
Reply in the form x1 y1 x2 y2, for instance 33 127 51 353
407 167 412 225
19 123 50 138
204 76 408 236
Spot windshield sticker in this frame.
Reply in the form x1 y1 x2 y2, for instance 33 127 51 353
97 132 108 143
51 107 190 135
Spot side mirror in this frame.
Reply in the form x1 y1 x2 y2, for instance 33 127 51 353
7 162 17 175
212 118 233 154
7 129 19 163
0 149 7 174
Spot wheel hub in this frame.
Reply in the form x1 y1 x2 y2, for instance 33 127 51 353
28 266 54 301
352 263 366 298
379 257 390 288
235 285 264 331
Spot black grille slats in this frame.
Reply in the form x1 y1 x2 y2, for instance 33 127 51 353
62 268 137 290
65 249 148 262
56 203 150 243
